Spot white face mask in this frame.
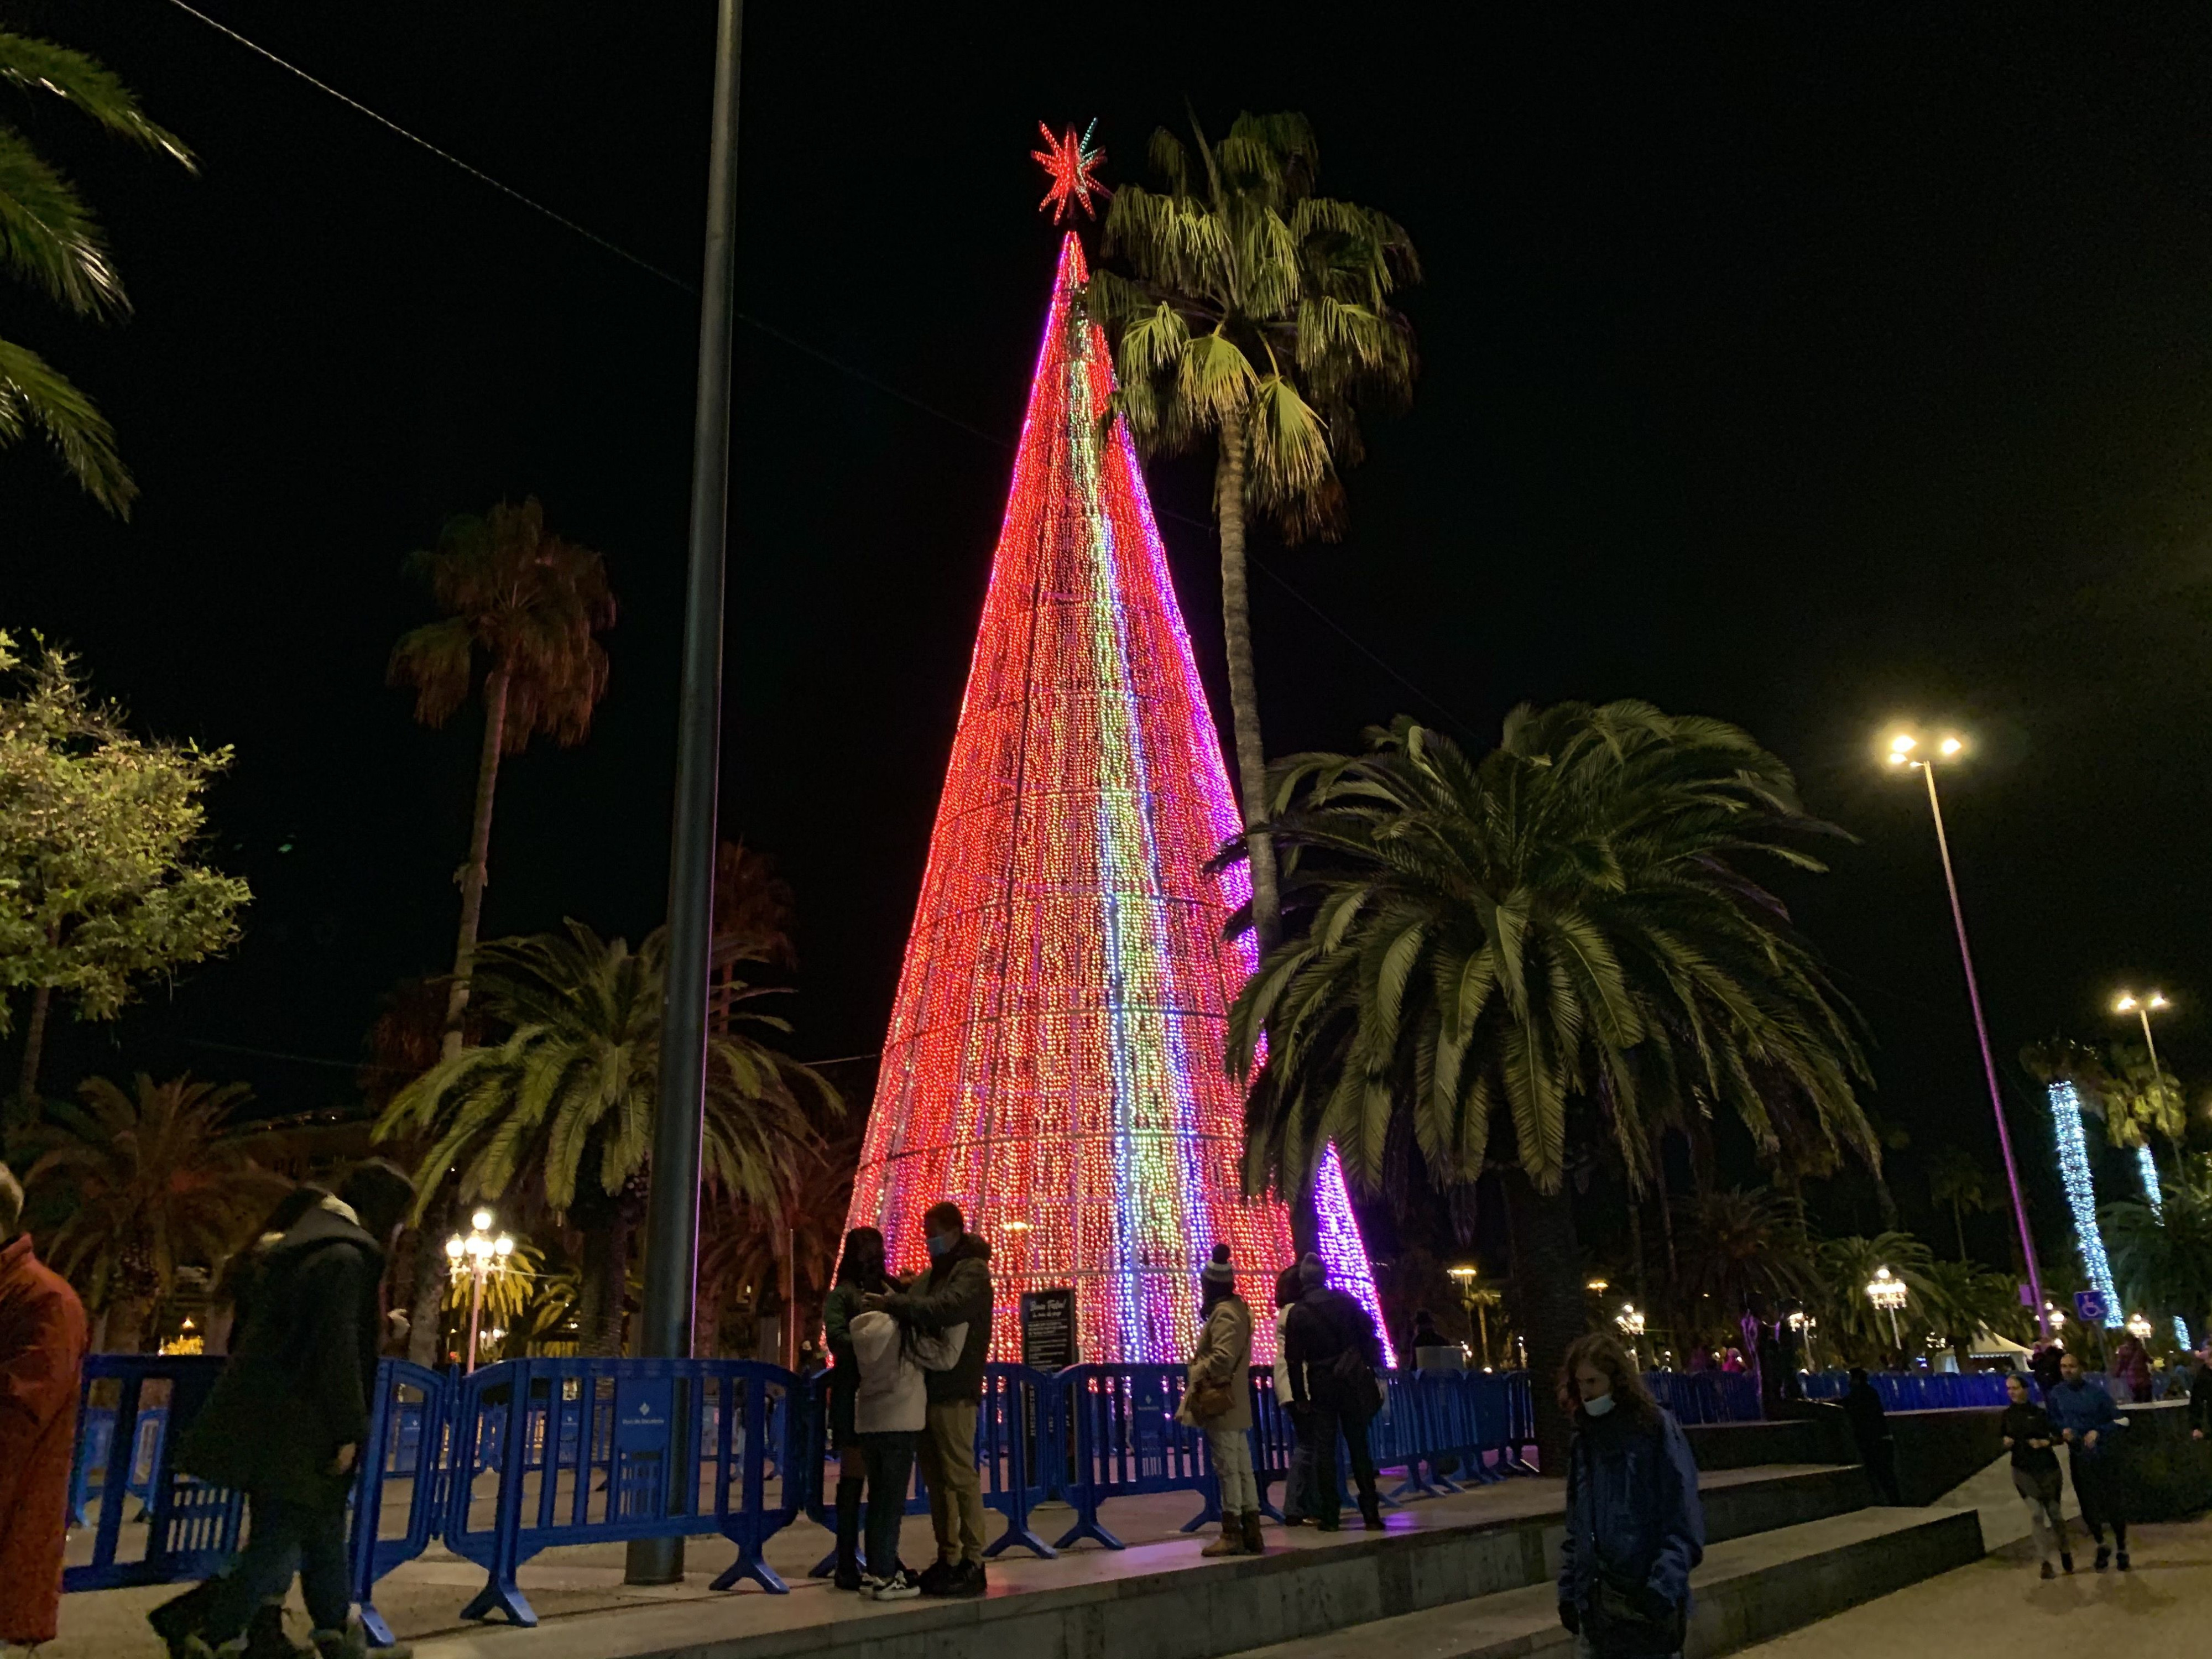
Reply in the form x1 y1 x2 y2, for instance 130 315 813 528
1583 1391 1617 1417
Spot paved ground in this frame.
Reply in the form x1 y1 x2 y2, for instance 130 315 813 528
1735 1514 2212 1656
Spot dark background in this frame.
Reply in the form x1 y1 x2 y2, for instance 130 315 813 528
9 2 2210 1276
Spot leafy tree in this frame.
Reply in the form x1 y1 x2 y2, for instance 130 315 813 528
1088 111 1419 955
0 632 249 1099
0 30 194 511
2105 1180 2212 1341
22 1073 284 1352
1809 1232 1938 1365
1232 703 1874 1461
1924 1146 1992 1261
388 500 614 1060
374 921 835 1355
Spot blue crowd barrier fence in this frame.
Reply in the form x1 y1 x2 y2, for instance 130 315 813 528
1797 1369 2054 1410
65 1357 241 1593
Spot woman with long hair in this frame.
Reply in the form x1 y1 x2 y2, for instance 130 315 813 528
822 1227 891 1590
1554 1333 1704 1658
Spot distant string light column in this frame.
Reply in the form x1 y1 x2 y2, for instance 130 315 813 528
2112 990 2190 1348
1886 731 2046 1337
2046 1078 2124 1328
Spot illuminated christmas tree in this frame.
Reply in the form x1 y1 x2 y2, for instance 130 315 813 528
843 133 1385 1364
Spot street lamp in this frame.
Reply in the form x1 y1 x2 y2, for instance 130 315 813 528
1616 1303 1646 1369
1866 1266 1909 1356
1885 728 2046 1336
2126 1312 2153 1343
445 1207 514 1375
1448 1265 1499 1368
1787 1309 1819 1373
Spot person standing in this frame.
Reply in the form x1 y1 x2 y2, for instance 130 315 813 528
1841 1368 1903 1506
2000 1372 2071 1577
822 1227 893 1591
1555 1333 1705 1659
1271 1263 1317 1526
1178 1246 1259 1557
167 1161 418 1659
2190 1350 2212 1443
2107 1333 2151 1405
2047 1350 2128 1571
0 1162 88 1657
873 1201 993 1597
1284 1252 1384 1531
2030 1340 2065 1397
848 1305 966 1602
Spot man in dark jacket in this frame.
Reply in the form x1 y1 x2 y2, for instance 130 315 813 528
873 1200 993 1597
2047 1350 2127 1571
1842 1368 1903 1505
1284 1253 1385 1531
166 1161 416 1659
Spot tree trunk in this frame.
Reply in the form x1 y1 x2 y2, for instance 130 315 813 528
1952 1201 1967 1262
1650 1126 1679 1344
583 1203 633 1358
1501 1166 1584 1473
1213 408 1282 957
17 982 52 1102
105 1295 150 1355
1872 1168 1900 1232
442 665 510 1062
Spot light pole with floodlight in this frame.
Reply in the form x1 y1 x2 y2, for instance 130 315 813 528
1885 729 2046 1336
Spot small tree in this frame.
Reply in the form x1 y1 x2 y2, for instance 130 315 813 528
0 632 250 1099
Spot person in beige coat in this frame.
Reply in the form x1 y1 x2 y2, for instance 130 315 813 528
1177 1245 1260 1556
849 1308 967 1601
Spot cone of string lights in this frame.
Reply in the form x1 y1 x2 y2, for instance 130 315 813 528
841 127 1386 1364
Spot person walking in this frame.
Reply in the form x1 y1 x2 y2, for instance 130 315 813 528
1555 1333 1705 1659
823 1227 894 1591
0 1162 89 1658
2047 1350 2128 1571
1841 1368 1903 1506
2000 1372 2071 1577
1284 1252 1384 1531
848 1302 967 1602
1177 1245 1259 1557
166 1161 418 1659
873 1201 993 1597
1271 1263 1318 1527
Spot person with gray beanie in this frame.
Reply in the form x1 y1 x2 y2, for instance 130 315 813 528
1284 1252 1385 1530
1177 1245 1259 1555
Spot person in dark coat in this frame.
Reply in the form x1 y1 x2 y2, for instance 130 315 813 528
1270 1262 1319 1526
2000 1371 2070 1577
0 1161 88 1653
166 1161 416 1659
1556 1332 1704 1659
1842 1367 1903 1506
2030 1340 2065 1396
2046 1349 2127 1571
1283 1252 1385 1531
821 1227 893 1590
2189 1352 2212 1442
872 1200 993 1598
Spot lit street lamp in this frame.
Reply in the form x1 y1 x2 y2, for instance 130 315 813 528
2126 1312 2153 1343
1885 729 2046 1336
1616 1303 1646 1369
1866 1266 1909 1355
445 1208 514 1375
1787 1310 1819 1373
1448 1265 1500 1368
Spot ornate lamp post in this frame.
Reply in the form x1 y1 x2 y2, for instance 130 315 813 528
1866 1266 1909 1357
1616 1303 1646 1370
445 1207 514 1375
1885 731 2046 1336
1448 1265 1498 1368
2126 1311 2153 1344
1787 1309 1819 1374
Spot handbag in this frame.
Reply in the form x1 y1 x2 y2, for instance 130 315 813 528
1186 1373 1235 1422
1587 1570 1685 1659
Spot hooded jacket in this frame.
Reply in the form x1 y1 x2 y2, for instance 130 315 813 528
175 1197 386 1506
880 1231 994 1403
0 1233 88 1646
1284 1285 1382 1410
849 1309 967 1435
1556 1401 1705 1626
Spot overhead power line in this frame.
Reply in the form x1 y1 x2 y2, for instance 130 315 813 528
158 0 1479 739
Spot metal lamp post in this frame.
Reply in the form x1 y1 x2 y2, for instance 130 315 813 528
445 1208 514 1374
1885 731 2047 1337
1788 1310 1818 1373
1866 1266 1908 1357
1616 1303 1646 1370
1448 1265 1496 1368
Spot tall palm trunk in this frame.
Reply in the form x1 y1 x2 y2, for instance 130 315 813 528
17 982 52 1102
1214 409 1282 956
406 1195 453 1366
105 1293 150 1355
1950 1200 1968 1262
442 664 510 1061
580 1202 634 1358
1503 1168 1584 1472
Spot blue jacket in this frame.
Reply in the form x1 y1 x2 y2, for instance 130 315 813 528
1557 1404 1706 1614
2044 1376 2120 1456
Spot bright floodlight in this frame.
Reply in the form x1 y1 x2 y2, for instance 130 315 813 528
1890 734 1916 753
1448 1265 1475 1281
471 1208 494 1232
2150 992 2169 1009
2117 994 2139 1013
1887 752 1906 765
1939 737 1961 755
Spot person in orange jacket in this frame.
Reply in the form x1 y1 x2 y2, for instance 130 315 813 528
0 1161 90 1653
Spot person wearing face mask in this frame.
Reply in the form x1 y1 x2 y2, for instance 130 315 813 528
870 1201 994 1597
1556 1333 1704 1659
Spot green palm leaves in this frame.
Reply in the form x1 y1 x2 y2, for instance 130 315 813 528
1232 702 1875 1203
374 921 835 1218
0 30 193 513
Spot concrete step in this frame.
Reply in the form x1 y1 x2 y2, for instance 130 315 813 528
1218 1506 1985 1659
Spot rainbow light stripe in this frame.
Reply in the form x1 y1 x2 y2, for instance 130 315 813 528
845 233 1386 1363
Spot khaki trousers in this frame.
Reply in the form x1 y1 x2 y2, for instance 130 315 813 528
916 1399 985 1565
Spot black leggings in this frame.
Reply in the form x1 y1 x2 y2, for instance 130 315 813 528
2074 1458 2127 1548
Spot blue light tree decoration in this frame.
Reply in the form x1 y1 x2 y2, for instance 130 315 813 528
2047 1078 2125 1328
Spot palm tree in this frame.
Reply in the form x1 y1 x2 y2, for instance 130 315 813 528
1924 1146 1992 1261
1088 111 1420 955
388 499 615 1060
1809 1232 1938 1365
1231 703 1874 1461
0 30 193 512
2105 1180 2212 1342
1674 1188 1814 1338
2094 1042 2188 1180
373 921 835 1355
23 1074 284 1351
711 840 795 1035
1918 1257 2030 1369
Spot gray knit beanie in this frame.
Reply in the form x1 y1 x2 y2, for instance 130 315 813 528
1298 1251 1327 1287
1202 1243 1235 1288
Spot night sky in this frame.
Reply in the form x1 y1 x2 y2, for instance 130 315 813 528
11 4 2212 1272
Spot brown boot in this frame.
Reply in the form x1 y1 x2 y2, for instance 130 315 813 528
1240 1511 1265 1554
1201 1519 1245 1556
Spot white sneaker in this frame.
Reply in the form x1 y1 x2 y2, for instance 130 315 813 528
873 1569 922 1601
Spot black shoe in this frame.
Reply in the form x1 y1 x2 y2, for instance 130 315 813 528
2095 1546 2111 1572
916 1560 958 1596
2040 1561 2056 1580
941 1561 986 1598
2116 1551 2131 1572
1315 1515 1340 1532
1359 1498 1385 1532
148 1580 221 1659
245 1603 304 1659
2061 1553 2075 1574
834 1564 863 1591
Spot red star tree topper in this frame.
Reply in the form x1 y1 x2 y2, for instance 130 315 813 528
1032 119 1108 222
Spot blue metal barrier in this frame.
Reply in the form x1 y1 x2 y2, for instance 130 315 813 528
1057 1364 1218 1549
1799 1369 2027 1410
348 1361 451 1648
65 1358 242 1593
1647 1370 1762 1425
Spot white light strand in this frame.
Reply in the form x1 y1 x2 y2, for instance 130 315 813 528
2049 1082 2125 1328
